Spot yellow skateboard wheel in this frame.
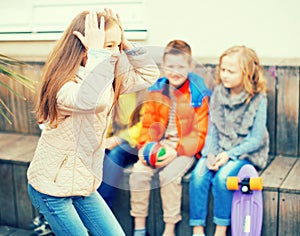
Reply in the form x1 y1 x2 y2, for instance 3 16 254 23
227 177 239 190
249 177 263 190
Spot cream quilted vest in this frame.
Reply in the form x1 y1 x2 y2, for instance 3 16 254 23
27 47 160 196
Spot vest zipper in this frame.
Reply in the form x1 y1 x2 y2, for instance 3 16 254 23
54 155 68 183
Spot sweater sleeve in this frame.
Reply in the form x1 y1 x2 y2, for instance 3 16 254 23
227 98 267 160
200 90 219 157
201 120 220 157
115 45 160 94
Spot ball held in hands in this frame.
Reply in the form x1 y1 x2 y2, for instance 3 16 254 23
143 142 166 168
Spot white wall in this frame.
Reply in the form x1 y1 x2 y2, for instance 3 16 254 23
0 0 299 64
143 0 300 62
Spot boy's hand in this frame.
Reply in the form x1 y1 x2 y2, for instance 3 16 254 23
138 144 149 166
73 11 105 50
154 142 177 168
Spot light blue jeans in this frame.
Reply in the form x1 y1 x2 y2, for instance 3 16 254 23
28 183 125 236
189 157 249 226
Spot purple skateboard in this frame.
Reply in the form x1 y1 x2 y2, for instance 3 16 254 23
227 164 263 236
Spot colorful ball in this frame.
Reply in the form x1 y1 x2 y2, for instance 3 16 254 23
143 142 166 167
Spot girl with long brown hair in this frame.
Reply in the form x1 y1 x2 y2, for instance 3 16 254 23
27 9 159 236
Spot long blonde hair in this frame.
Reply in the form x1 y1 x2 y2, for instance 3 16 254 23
216 45 267 102
36 11 121 127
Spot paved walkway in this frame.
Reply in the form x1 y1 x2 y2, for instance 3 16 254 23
0 226 34 236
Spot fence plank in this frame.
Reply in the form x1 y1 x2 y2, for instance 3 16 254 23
193 64 216 91
262 191 278 236
0 163 16 227
20 63 43 134
276 67 299 156
278 159 300 236
112 168 133 236
151 175 163 236
278 192 300 236
13 164 35 229
0 62 42 135
298 66 300 156
177 176 193 236
264 66 277 155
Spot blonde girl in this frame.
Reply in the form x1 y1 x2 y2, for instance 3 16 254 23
189 45 269 236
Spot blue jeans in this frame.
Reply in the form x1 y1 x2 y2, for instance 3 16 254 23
98 141 138 208
28 184 125 236
189 157 249 226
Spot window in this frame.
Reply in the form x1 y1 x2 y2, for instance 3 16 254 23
0 0 147 41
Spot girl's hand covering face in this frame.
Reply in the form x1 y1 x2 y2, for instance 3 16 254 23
73 11 106 50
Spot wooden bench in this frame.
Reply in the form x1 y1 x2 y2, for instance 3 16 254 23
0 132 39 229
1 132 299 236
260 156 300 236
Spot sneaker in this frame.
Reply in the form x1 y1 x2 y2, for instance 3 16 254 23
32 220 54 236
30 215 45 229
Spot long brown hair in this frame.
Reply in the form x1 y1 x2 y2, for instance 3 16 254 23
216 45 267 102
36 11 120 127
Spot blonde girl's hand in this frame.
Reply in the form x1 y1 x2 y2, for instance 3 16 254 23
105 136 122 150
73 11 105 50
104 8 133 51
210 151 230 171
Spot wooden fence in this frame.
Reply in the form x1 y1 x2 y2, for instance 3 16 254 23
0 62 299 157
0 61 299 235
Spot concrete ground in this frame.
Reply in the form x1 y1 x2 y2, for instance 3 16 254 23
0 225 35 236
